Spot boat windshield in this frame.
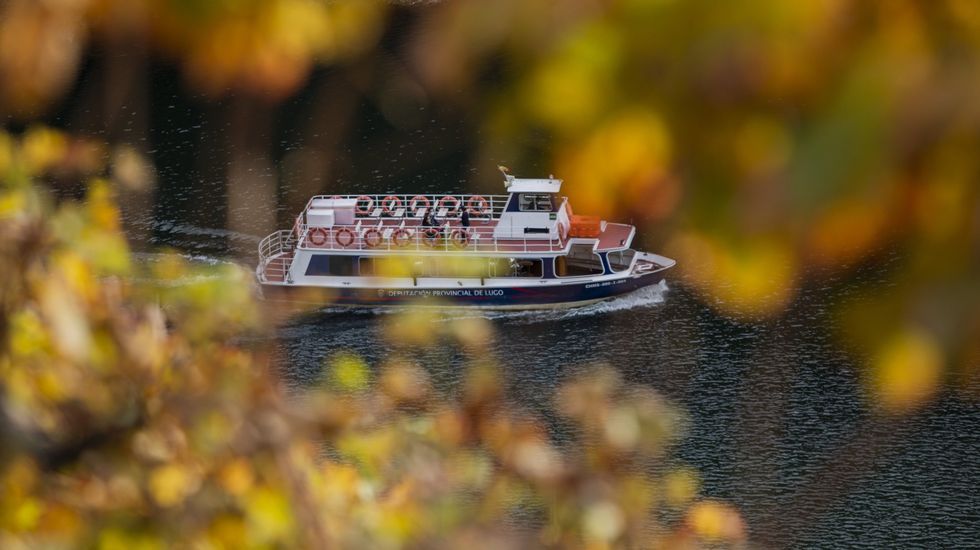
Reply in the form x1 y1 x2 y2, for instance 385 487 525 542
607 249 636 272
556 244 604 277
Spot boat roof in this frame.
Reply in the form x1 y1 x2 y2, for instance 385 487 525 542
504 176 562 194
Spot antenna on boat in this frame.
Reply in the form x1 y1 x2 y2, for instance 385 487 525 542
498 164 515 188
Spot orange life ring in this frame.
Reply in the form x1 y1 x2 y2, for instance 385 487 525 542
335 227 355 248
409 195 430 213
450 228 470 248
421 227 440 247
308 227 328 246
438 195 461 215
355 195 374 215
382 195 402 215
391 228 412 247
362 228 382 248
466 195 489 215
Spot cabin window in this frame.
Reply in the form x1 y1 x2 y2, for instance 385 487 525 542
519 193 555 212
359 257 377 276
431 257 485 278
608 250 636 272
422 256 545 278
305 254 356 276
555 244 605 277
357 256 545 279
488 258 543 278
412 257 436 277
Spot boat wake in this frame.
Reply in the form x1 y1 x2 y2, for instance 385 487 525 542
469 280 669 323
129 252 246 286
132 251 241 267
150 220 262 243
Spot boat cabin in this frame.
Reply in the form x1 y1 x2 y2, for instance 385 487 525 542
492 175 567 240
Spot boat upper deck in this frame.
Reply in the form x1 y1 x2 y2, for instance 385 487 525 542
286 193 634 256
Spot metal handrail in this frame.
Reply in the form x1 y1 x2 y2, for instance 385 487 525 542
294 222 568 254
256 229 296 282
303 194 513 220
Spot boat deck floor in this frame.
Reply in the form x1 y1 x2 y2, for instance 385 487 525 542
595 223 633 250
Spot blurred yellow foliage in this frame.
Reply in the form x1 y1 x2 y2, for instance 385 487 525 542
149 463 201 507
873 328 943 414
21 126 68 175
806 196 890 268
0 132 12 174
245 486 295 544
151 0 386 100
0 0 388 113
733 117 792 181
3 0 980 544
663 467 700 508
685 500 746 542
330 351 371 392
559 109 673 218
522 23 621 135
669 231 797 318
0 0 86 117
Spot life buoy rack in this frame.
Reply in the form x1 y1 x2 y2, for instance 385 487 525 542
438 195 461 215
409 195 430 214
391 228 412 247
362 228 382 248
466 195 489 216
382 195 402 215
421 227 440 247
450 228 470 248
335 227 355 248
355 195 374 215
308 227 328 246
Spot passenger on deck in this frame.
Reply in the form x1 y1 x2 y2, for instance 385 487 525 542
422 212 443 238
460 209 471 228
432 213 444 237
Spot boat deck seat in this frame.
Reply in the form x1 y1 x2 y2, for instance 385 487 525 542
370 207 383 217
413 207 427 218
437 207 448 218
393 208 406 218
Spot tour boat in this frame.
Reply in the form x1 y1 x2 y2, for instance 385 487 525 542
256 169 675 308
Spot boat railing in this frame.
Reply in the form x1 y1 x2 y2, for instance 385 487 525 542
303 194 512 221
256 229 296 282
294 222 567 254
